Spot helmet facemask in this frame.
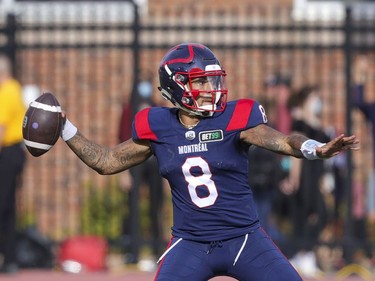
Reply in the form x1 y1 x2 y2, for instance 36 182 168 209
175 66 227 117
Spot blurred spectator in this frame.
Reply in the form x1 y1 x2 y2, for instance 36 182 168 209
0 54 26 274
264 73 293 135
281 85 331 277
262 73 295 250
353 55 375 224
352 55 375 264
248 95 286 251
118 78 166 266
351 165 373 264
331 147 347 226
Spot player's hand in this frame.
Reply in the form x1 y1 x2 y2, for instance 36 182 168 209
316 134 360 159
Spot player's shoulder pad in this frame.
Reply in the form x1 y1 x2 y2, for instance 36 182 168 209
225 99 267 131
133 107 172 141
133 107 158 141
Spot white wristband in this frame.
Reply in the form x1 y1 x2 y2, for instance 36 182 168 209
61 118 78 141
300 139 325 160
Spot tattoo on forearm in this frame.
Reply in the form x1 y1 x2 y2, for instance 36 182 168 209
81 143 100 162
67 132 109 173
287 134 308 157
66 132 150 174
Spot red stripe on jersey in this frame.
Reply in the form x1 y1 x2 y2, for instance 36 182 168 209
226 99 255 131
134 108 158 141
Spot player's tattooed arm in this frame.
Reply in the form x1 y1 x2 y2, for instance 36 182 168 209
66 131 152 174
240 124 307 158
241 124 359 159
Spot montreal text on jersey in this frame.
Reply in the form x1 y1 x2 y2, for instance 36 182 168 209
178 143 208 154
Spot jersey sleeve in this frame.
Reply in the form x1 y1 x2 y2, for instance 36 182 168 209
226 99 268 131
132 107 158 141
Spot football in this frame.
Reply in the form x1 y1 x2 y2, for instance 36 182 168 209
22 92 64 157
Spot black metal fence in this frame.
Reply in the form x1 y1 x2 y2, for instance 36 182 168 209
0 1 374 264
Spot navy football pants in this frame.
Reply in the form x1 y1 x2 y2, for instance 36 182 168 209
155 227 302 281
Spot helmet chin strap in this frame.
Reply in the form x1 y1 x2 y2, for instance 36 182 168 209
198 104 217 111
178 101 214 117
194 91 221 117
159 87 214 117
180 104 208 117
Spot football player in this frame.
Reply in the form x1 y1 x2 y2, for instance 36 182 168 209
61 43 359 281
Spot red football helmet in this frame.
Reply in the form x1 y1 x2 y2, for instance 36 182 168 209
158 43 227 116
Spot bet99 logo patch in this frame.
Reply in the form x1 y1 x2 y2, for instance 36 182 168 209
199 130 223 143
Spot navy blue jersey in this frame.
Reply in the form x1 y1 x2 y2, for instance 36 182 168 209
132 99 268 241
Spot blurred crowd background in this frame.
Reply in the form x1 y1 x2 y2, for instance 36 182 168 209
0 0 374 279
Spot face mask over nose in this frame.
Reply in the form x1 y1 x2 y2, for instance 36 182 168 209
138 81 153 99
305 94 322 117
312 98 322 117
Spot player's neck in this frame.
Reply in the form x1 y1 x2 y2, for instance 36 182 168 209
178 110 200 129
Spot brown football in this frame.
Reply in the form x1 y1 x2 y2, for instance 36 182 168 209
22 92 64 157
